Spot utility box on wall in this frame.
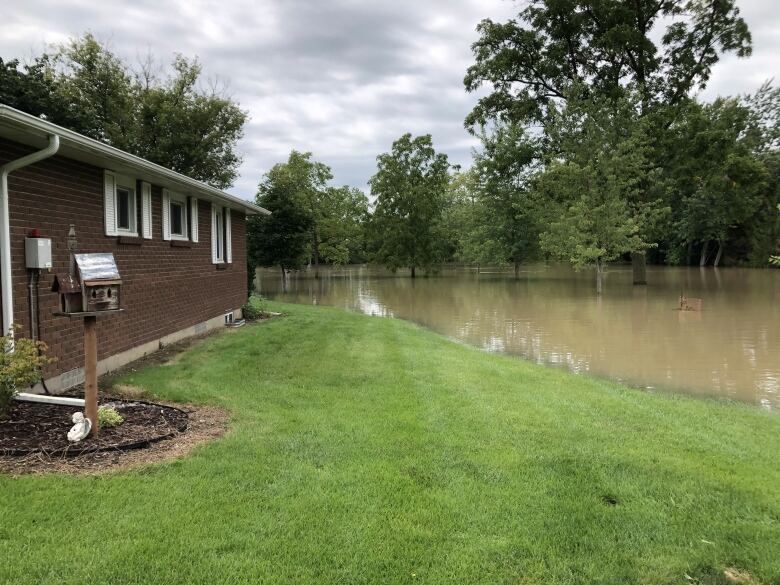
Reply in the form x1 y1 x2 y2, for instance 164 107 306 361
52 253 122 313
25 237 52 269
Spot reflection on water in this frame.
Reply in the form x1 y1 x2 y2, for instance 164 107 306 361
257 264 780 410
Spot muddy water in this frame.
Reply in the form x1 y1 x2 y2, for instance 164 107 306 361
257 264 780 409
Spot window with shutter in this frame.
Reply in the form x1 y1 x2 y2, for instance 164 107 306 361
163 190 190 240
104 171 138 236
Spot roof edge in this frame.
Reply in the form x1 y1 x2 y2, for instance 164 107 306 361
0 104 269 215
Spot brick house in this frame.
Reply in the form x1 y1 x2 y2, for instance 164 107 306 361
0 105 269 391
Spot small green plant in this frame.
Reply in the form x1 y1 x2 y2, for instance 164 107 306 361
242 296 268 321
0 328 54 416
98 406 124 428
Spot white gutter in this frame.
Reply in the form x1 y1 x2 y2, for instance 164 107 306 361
0 134 60 338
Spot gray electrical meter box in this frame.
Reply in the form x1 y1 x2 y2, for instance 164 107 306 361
25 237 53 269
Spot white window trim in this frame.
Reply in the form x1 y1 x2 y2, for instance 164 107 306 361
104 170 139 237
211 204 232 264
167 191 189 241
212 205 224 264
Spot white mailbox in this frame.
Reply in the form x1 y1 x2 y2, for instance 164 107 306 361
25 237 52 269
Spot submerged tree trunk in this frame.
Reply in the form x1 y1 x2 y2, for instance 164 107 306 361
312 231 320 279
631 251 647 285
280 264 287 292
410 266 416 278
699 240 711 267
514 261 520 278
596 260 604 295
713 239 724 267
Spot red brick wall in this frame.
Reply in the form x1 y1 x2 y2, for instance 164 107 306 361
0 138 247 379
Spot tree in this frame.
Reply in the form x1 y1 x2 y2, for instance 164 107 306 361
535 114 657 292
2 34 247 189
0 56 80 128
316 186 369 266
464 0 752 282
51 34 135 147
284 152 332 278
471 124 542 273
743 83 780 265
131 55 247 189
669 97 769 266
465 0 751 128
537 161 649 294
248 155 315 282
440 170 504 267
247 151 371 286
368 134 451 277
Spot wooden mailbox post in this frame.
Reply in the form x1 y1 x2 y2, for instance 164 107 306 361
53 253 123 438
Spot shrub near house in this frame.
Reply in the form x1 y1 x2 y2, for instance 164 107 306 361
0 332 52 415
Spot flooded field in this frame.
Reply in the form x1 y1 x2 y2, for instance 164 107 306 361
257 264 780 409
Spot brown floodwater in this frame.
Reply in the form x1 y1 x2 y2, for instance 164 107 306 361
257 264 780 410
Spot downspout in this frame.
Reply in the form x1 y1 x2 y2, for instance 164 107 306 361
0 134 60 339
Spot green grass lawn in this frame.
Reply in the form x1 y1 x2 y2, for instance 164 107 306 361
1 301 779 585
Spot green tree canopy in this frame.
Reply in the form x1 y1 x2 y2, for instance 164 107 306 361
1 34 246 189
537 158 649 294
668 97 770 265
248 151 370 287
464 0 751 129
248 153 316 277
471 123 542 272
368 134 451 277
317 186 369 266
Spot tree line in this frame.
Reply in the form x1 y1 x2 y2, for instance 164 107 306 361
249 0 778 291
2 12 778 294
1 33 246 189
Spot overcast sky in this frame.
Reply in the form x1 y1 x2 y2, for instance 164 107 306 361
2 0 777 200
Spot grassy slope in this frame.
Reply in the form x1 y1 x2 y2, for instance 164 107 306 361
1 301 779 585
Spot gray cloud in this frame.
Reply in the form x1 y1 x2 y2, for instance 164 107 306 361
1 0 777 199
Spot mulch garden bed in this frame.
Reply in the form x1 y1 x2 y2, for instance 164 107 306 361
0 402 229 476
0 397 188 456
0 317 280 475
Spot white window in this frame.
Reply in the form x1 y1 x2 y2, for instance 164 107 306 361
170 197 187 238
214 207 224 262
116 185 136 233
162 190 198 242
212 205 232 264
104 171 148 237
